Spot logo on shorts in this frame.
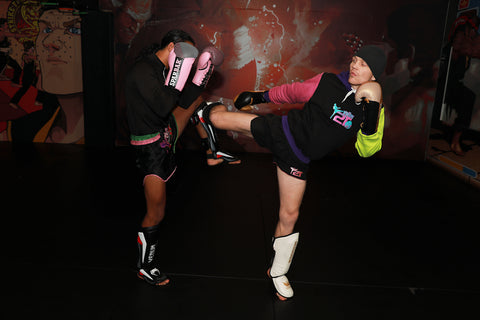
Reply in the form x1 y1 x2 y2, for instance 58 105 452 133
290 167 303 178
330 103 354 129
159 126 173 149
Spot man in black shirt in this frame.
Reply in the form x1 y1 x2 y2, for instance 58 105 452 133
125 29 238 286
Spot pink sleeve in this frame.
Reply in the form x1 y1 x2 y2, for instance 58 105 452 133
268 73 324 104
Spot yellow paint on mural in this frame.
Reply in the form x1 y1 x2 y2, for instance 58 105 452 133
33 106 60 142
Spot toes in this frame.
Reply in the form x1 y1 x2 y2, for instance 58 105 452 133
276 293 287 301
206 158 241 166
156 278 170 286
207 158 223 166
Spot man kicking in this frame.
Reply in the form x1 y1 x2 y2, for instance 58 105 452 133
195 45 387 300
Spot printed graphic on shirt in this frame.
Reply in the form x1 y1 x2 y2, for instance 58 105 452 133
330 103 354 129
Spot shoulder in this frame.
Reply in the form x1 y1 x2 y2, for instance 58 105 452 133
318 72 348 90
319 72 342 85
128 55 163 80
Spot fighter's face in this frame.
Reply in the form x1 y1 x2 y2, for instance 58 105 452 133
36 10 83 94
348 56 375 87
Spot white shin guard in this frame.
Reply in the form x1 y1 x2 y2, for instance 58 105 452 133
270 232 299 299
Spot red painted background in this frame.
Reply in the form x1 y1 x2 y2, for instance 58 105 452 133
106 0 447 159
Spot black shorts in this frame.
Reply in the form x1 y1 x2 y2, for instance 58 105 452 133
132 118 178 182
251 114 309 180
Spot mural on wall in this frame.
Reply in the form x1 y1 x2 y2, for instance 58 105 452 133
0 0 84 144
105 0 447 159
427 0 480 184
437 0 480 133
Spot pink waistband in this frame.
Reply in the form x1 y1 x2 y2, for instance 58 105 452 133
130 133 161 146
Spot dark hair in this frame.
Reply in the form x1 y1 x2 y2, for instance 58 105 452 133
137 29 195 59
160 29 195 48
0 18 7 25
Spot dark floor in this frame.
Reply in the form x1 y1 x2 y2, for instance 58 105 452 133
2 141 480 319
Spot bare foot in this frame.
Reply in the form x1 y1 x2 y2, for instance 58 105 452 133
157 278 170 286
276 293 287 301
267 268 288 301
450 143 465 156
207 157 241 166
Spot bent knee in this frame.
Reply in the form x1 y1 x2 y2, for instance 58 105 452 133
209 105 227 123
211 103 228 113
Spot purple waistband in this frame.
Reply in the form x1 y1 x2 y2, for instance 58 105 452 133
282 116 310 164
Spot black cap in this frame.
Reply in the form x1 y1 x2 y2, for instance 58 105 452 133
355 45 386 80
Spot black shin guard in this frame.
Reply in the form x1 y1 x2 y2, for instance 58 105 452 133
137 224 169 285
194 101 222 154
137 224 160 269
194 102 240 163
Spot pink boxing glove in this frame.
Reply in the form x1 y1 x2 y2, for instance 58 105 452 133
192 46 224 87
164 42 199 92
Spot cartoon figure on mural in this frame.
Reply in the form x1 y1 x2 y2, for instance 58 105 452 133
0 3 84 143
34 7 83 143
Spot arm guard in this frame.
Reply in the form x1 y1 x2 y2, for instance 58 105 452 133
355 107 385 157
355 81 383 135
360 99 382 135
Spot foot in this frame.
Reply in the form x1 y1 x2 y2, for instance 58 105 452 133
267 268 289 301
9 102 19 109
206 150 241 166
450 143 465 156
137 267 170 286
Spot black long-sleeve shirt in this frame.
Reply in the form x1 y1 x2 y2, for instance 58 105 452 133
270 72 384 159
125 53 179 137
